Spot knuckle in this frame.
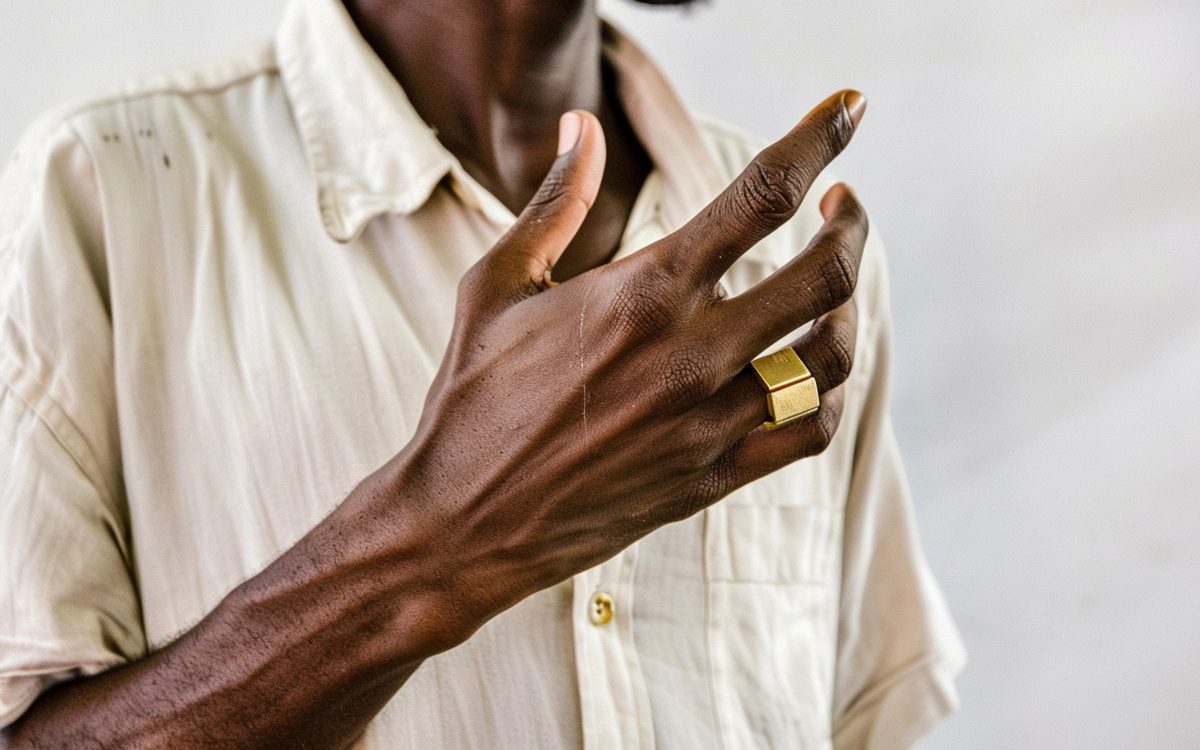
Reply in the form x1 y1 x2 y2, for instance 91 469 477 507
819 240 859 306
843 195 870 231
526 162 594 218
527 170 574 211
654 347 718 406
734 158 806 227
677 451 735 519
608 272 675 337
503 248 553 301
824 106 856 153
824 325 856 385
681 410 728 469
811 406 841 453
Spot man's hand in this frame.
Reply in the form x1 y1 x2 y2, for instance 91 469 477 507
378 89 870 638
3 90 869 749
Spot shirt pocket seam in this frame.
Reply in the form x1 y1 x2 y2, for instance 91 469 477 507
706 501 841 586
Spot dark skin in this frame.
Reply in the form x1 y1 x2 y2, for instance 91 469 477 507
2 1 869 747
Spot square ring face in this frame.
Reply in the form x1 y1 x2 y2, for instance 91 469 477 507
751 347 813 391
766 379 820 424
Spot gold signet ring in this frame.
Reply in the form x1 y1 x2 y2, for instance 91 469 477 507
750 346 820 430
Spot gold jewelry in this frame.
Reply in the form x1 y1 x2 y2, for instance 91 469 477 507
751 347 820 430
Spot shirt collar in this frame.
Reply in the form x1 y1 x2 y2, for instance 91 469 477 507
276 0 728 244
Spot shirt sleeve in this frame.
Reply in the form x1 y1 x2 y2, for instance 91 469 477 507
0 116 145 729
830 227 967 749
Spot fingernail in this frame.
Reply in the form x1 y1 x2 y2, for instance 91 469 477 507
557 112 583 155
843 91 867 128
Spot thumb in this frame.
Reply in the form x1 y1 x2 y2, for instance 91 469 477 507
486 110 606 296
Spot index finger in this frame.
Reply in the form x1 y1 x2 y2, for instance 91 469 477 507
665 89 866 286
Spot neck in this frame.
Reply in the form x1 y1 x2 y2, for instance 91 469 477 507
344 0 609 212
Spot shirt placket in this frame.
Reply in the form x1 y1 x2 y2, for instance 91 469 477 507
572 545 656 750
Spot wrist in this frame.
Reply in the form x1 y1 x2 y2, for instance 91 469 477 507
330 447 499 654
222 466 481 673
358 439 542 643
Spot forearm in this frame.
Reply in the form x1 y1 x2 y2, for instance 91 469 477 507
2 465 470 749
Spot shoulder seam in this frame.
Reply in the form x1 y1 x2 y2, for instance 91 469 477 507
44 43 279 133
0 356 119 523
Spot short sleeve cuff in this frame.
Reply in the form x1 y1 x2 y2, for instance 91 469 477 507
832 643 967 750
0 654 125 729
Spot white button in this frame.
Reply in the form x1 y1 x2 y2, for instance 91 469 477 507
589 591 614 626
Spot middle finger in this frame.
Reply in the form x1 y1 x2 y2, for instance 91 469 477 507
707 182 868 378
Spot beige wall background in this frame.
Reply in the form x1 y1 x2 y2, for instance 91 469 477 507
2 1 1197 747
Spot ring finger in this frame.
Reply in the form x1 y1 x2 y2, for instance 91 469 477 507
698 295 858 443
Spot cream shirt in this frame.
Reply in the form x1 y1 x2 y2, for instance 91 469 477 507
0 0 965 746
